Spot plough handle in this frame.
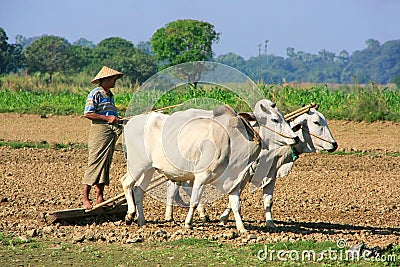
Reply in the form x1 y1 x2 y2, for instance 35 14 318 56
85 192 126 213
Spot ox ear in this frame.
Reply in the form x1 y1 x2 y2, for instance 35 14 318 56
307 106 319 115
290 115 306 132
260 103 271 114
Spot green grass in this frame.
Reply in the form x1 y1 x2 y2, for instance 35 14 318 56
1 233 398 266
2 73 400 121
0 141 87 149
262 83 400 122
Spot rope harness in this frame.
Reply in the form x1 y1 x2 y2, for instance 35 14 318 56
302 128 336 145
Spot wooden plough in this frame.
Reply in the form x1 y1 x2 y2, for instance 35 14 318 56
46 103 318 224
45 174 167 224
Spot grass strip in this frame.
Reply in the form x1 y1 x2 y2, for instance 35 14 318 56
0 141 87 149
1 233 399 266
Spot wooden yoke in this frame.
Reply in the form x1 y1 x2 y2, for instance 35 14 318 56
284 103 318 122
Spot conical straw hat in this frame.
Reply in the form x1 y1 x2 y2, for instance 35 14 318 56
91 66 124 84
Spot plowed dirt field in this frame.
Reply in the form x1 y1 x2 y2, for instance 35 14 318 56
1 114 399 247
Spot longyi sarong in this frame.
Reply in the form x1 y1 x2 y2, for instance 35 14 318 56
83 122 122 186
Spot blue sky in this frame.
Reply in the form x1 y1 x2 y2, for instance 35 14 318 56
1 0 399 59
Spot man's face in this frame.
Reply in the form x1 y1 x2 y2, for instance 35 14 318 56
102 76 118 88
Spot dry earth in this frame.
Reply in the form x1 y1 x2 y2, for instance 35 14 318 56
1 114 400 248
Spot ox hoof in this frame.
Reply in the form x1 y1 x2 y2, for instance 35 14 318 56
218 220 228 226
219 216 228 225
200 215 210 223
265 220 276 228
165 217 174 222
137 218 146 227
184 224 193 230
125 213 135 225
238 229 248 235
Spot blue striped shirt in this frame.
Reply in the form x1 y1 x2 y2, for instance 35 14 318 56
84 87 119 116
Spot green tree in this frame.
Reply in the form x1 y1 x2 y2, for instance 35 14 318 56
63 45 93 74
136 41 153 55
92 37 157 83
393 74 400 88
215 52 246 70
366 38 380 49
129 50 157 83
0 28 9 73
286 47 295 59
24 35 70 80
73 38 95 48
367 40 400 84
337 50 349 64
0 28 24 74
15 34 40 49
150 19 220 68
93 37 134 64
6 43 25 73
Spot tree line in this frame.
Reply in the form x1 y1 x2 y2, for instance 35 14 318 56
1 19 399 86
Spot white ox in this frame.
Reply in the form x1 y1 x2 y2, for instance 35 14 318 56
165 108 337 228
121 100 298 233
220 107 338 227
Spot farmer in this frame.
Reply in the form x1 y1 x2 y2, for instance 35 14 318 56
82 66 124 210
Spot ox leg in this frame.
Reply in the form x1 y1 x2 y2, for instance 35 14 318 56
262 178 277 228
219 202 232 226
134 170 154 226
179 181 209 222
165 181 178 221
184 180 205 229
220 174 247 226
181 181 209 222
120 172 136 225
196 204 209 222
228 189 247 234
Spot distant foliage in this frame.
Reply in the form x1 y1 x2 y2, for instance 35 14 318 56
1 25 400 85
393 74 400 88
262 83 400 122
215 39 400 84
1 76 400 122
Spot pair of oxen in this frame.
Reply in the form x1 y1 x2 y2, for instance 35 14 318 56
120 99 337 233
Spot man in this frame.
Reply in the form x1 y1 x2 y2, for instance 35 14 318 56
82 66 124 210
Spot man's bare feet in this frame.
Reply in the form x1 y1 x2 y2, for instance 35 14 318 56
83 199 93 209
95 196 114 207
82 184 92 209
95 196 104 205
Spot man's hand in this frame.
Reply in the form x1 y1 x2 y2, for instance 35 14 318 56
84 113 122 124
107 116 118 124
107 116 124 125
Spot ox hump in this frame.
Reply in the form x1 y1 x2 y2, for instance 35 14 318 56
213 105 237 117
